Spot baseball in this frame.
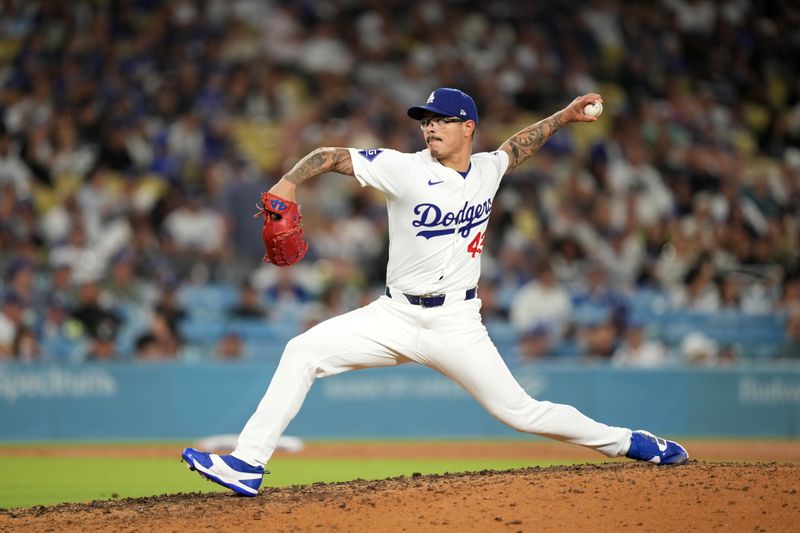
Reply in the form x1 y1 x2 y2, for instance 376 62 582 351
583 101 603 118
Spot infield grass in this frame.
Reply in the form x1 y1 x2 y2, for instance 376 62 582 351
0 455 579 509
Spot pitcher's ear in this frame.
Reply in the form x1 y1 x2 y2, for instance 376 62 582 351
464 120 476 139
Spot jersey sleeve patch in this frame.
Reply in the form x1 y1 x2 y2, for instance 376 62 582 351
357 149 384 162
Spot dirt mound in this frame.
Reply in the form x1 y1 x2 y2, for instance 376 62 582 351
2 462 798 532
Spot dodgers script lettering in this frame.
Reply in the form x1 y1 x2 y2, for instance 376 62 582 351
412 199 493 239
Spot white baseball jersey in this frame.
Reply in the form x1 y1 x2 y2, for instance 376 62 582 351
348 147 509 294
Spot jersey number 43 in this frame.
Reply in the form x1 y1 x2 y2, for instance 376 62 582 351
467 231 487 257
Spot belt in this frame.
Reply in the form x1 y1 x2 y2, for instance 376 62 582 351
385 286 477 308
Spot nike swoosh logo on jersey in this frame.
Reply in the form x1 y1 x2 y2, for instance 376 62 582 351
427 178 444 185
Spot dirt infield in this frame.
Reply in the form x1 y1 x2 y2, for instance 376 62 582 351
1 441 799 532
1 462 798 532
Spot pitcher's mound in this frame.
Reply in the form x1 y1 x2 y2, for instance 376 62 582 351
2 462 798 532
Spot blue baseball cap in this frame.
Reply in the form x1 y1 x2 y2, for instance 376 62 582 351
407 88 478 124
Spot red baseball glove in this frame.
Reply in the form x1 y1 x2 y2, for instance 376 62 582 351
255 191 308 267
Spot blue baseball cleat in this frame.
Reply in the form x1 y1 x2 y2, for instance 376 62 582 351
181 447 265 496
625 430 689 465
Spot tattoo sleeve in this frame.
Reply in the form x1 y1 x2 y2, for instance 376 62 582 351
283 147 354 185
499 112 564 173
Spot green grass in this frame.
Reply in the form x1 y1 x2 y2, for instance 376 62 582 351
0 455 578 509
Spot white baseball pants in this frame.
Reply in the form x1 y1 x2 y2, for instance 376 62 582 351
233 296 632 466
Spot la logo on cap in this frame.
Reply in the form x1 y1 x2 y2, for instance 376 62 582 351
427 92 436 103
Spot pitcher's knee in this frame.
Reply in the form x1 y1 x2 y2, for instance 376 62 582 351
279 335 341 379
496 415 531 433
491 397 556 433
279 336 318 371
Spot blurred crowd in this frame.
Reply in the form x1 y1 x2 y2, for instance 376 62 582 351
0 0 799 365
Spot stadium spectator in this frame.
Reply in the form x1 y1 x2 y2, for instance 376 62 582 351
153 280 187 328
578 319 619 363
510 261 572 339
776 312 800 360
103 250 153 307
37 294 81 362
216 332 246 361
228 281 268 319
133 333 162 361
718 273 744 311
680 331 719 367
85 325 119 362
47 260 76 309
670 256 721 312
133 309 182 361
0 125 33 198
259 268 311 309
611 322 669 368
70 280 121 355
472 281 506 323
516 324 556 364
49 218 101 283
570 262 625 320
217 159 271 267
775 275 800 316
12 325 41 362
301 282 349 331
162 187 226 280
5 258 35 306
606 139 674 227
549 235 587 289
0 292 25 358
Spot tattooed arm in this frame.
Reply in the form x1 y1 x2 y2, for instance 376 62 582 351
499 93 603 174
269 147 354 201
499 113 565 173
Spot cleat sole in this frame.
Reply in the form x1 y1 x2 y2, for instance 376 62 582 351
182 458 196 471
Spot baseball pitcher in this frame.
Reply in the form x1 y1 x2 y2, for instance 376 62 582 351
182 88 688 496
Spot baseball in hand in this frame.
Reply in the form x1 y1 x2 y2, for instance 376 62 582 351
583 101 603 118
